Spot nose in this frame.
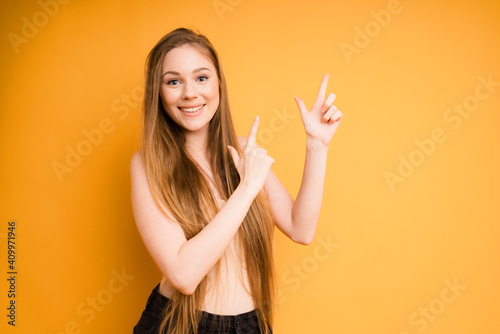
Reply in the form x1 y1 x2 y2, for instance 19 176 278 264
182 81 197 100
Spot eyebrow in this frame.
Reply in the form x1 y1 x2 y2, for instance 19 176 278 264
161 67 211 77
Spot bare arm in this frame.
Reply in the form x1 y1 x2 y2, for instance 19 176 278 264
242 74 343 245
131 117 273 295
290 139 329 244
238 136 328 245
291 74 343 243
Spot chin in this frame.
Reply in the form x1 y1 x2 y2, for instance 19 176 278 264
180 120 211 133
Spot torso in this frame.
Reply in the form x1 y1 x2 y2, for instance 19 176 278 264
158 176 256 315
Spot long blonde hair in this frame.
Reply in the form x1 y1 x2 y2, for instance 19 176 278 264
139 27 278 334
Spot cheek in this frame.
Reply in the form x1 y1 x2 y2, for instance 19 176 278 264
208 82 220 104
159 91 178 121
160 88 177 107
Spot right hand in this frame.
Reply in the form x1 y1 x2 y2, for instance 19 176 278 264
227 116 274 196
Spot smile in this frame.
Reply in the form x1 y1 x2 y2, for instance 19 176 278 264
179 104 205 113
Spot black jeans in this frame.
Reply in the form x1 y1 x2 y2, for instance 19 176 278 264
133 283 273 334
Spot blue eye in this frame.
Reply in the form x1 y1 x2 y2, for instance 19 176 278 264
167 79 180 85
197 76 208 82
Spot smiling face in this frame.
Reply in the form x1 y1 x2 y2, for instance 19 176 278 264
159 44 220 135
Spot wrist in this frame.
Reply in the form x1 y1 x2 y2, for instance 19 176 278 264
236 181 260 200
306 136 330 152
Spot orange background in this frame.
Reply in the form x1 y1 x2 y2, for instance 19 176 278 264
1 0 499 333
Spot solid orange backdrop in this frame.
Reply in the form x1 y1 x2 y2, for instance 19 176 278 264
1 0 499 333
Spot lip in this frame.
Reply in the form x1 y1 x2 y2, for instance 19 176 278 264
178 104 205 117
178 104 204 109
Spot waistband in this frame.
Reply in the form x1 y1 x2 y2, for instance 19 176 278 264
147 283 260 328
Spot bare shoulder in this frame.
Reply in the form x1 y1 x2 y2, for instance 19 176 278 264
130 149 143 171
130 149 149 182
129 148 180 225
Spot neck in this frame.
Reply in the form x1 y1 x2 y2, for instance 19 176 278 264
184 127 210 165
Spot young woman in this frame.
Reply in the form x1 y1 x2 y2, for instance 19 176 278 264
130 27 343 334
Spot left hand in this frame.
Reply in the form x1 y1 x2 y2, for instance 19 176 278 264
294 74 343 148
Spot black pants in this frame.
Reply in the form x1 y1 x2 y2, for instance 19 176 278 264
133 283 273 334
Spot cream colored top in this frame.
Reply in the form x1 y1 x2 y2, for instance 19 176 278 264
158 197 255 315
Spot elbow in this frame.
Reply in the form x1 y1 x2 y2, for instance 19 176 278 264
293 233 314 246
176 278 195 295
172 269 198 296
290 213 317 246
294 225 317 245
298 237 314 246
291 222 316 245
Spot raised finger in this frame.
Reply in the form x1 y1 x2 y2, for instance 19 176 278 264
246 116 259 148
312 73 329 110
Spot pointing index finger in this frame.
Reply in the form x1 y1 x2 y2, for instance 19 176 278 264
246 116 259 148
313 73 329 110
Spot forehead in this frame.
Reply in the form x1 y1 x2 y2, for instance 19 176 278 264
162 44 215 73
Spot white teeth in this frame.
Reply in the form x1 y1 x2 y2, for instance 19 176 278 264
180 105 203 113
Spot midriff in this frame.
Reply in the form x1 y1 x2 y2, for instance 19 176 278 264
158 198 255 315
